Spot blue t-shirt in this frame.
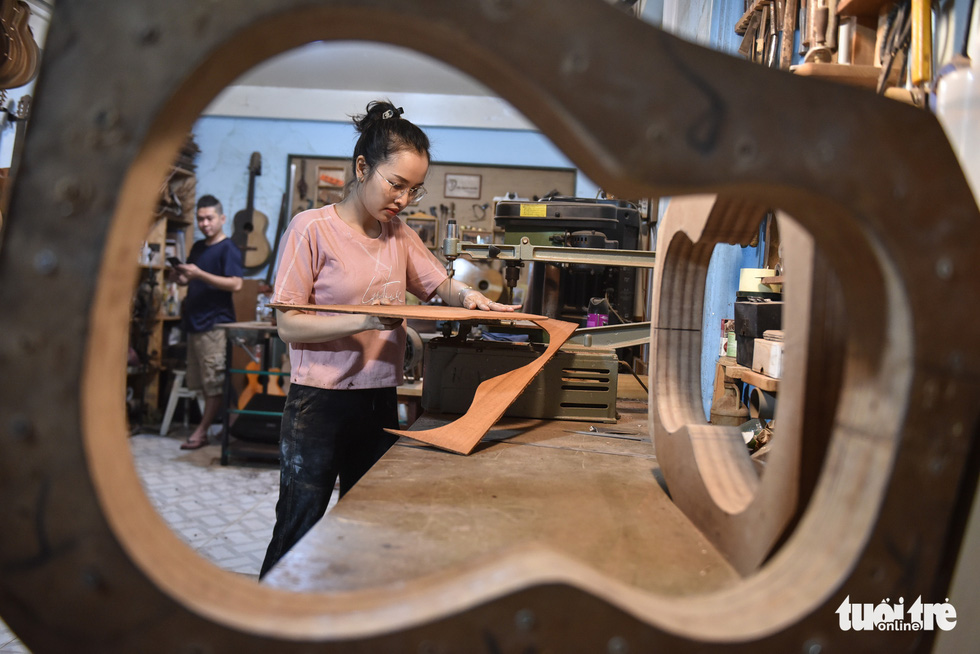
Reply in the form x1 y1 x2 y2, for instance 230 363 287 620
183 237 244 333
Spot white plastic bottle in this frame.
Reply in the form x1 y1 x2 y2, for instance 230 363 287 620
935 28 980 208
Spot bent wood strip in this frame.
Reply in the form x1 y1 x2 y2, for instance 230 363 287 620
388 317 578 454
269 302 549 324
271 303 577 454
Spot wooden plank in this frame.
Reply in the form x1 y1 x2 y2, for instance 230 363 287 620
738 367 780 392
791 62 900 89
269 302 578 454
722 359 780 392
269 302 548 324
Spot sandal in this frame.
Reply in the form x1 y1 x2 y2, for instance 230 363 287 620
180 436 208 450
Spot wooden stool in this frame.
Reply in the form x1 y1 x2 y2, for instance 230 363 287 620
159 370 205 436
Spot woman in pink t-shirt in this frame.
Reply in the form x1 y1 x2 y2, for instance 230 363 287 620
260 100 515 578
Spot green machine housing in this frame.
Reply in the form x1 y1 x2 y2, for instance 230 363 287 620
494 196 641 323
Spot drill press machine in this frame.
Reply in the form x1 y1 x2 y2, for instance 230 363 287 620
424 196 657 423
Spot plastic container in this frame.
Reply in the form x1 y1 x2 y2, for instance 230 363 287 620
586 297 610 328
935 37 980 208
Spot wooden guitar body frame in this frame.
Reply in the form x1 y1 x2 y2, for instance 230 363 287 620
0 1 977 651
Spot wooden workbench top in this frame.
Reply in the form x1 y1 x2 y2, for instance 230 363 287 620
263 385 740 597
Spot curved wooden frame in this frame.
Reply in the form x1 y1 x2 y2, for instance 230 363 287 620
0 1 977 651
652 198 835 575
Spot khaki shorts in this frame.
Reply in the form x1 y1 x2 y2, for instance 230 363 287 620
186 329 227 397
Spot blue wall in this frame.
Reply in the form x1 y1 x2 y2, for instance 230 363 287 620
697 239 764 418
190 115 597 258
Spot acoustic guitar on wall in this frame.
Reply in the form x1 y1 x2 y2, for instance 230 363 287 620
232 151 271 273
0 0 40 90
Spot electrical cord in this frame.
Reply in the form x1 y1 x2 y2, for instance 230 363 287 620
618 359 648 394
598 291 646 392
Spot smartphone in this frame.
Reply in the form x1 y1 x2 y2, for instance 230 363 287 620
167 257 184 268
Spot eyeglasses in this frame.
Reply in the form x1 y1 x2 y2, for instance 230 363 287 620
375 169 427 203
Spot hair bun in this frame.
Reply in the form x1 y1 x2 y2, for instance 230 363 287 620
354 100 403 133
348 99 430 175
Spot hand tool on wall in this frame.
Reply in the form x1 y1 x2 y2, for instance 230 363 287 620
779 0 798 69
909 0 932 87
877 2 912 95
739 9 763 60
765 2 780 67
803 0 833 62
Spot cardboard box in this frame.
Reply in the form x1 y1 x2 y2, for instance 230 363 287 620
752 338 783 379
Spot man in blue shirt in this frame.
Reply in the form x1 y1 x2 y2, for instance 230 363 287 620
171 194 244 449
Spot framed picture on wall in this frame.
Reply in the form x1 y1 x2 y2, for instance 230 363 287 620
316 166 346 188
444 173 482 199
315 165 346 207
405 215 438 249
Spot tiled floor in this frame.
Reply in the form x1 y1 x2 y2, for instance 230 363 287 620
130 429 283 576
0 428 327 653
0 626 26 654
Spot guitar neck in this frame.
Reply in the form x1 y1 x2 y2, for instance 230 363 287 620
245 174 256 214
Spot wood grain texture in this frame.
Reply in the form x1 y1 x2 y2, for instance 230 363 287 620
271 302 576 454
265 409 740 596
651 197 815 575
1 1 978 651
269 302 548 324
387 318 578 454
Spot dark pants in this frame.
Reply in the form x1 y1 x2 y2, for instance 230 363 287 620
259 384 398 579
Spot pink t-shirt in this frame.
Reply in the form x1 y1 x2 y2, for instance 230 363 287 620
272 205 448 389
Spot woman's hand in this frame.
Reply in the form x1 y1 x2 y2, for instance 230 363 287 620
434 277 522 312
364 314 404 331
459 288 521 312
366 299 404 331
277 306 401 344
